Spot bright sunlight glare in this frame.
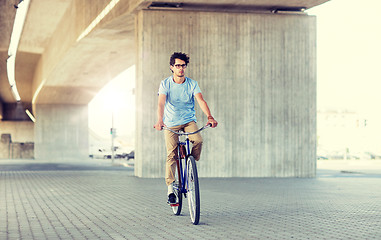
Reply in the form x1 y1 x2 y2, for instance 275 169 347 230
308 0 381 158
88 66 135 154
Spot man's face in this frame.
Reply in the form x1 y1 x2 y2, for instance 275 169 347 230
170 59 187 77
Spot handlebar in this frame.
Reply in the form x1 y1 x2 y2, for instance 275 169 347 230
163 123 211 136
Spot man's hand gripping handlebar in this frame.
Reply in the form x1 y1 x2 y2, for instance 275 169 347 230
162 123 212 135
153 123 212 134
153 120 166 131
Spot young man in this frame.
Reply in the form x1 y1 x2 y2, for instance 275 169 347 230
154 52 218 204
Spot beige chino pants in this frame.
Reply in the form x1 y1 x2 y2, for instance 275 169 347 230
164 121 203 186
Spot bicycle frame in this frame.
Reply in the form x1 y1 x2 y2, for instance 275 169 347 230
163 123 210 224
177 137 191 195
164 124 211 195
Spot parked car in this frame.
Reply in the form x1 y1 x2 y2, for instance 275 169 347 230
127 151 134 160
361 152 381 160
89 149 111 159
90 147 133 160
317 155 328 160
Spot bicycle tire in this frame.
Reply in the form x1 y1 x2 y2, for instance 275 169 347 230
186 156 200 225
171 160 182 215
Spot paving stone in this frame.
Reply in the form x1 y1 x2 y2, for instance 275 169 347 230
1 160 381 239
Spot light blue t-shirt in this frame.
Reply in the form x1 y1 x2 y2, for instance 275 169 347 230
158 76 202 127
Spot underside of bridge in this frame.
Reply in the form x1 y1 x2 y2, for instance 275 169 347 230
0 0 329 177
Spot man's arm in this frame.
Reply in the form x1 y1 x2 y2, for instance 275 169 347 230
154 94 167 130
195 93 218 128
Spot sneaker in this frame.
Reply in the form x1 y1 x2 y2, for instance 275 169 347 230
167 193 176 204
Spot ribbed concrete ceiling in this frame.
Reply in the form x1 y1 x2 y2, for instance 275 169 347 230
0 0 330 108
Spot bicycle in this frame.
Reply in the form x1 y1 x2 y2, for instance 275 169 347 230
163 123 211 225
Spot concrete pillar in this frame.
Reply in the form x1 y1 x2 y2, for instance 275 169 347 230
135 10 316 178
34 104 89 161
0 134 11 159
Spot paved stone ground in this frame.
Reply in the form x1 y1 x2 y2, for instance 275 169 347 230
0 159 381 239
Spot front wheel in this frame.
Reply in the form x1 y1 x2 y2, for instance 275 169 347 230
186 156 200 225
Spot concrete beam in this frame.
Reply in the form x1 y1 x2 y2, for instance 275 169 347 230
31 1 136 107
133 0 329 10
1 0 329 105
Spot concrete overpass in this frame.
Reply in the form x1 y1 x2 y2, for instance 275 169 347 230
0 0 330 177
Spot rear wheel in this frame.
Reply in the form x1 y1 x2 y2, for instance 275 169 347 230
186 156 200 225
171 182 182 215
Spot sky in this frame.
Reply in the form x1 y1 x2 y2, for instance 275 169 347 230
88 0 381 152
308 0 381 118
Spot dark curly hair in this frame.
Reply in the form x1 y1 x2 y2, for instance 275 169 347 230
169 52 189 66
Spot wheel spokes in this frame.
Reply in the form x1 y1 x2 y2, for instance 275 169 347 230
187 161 196 220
